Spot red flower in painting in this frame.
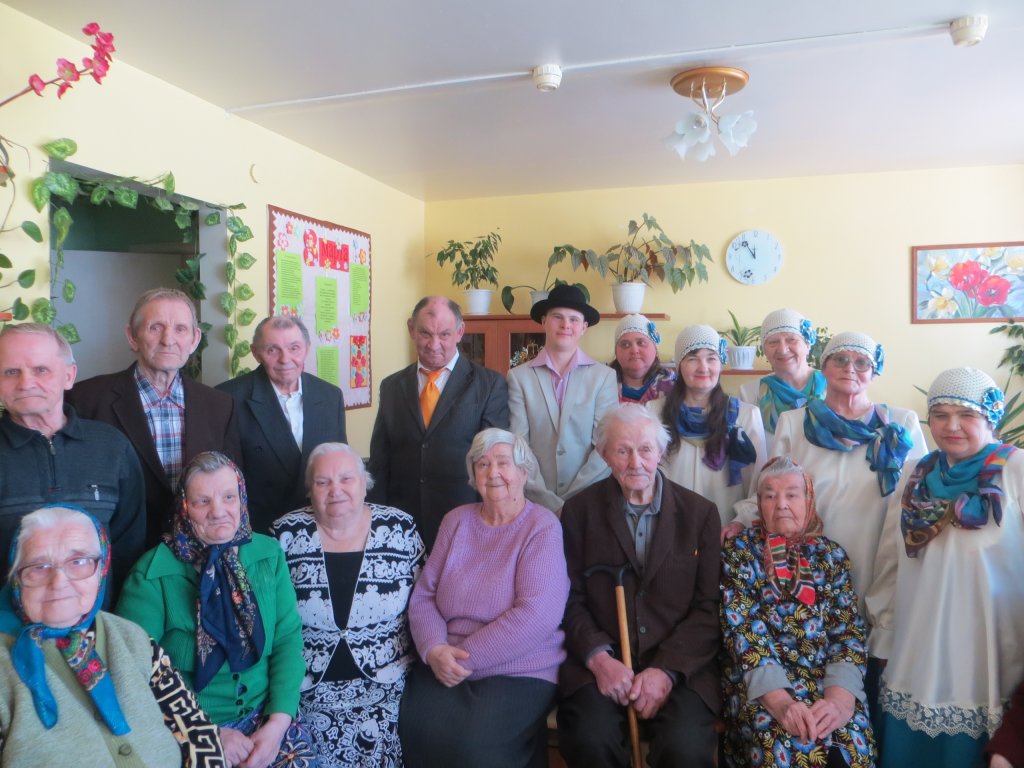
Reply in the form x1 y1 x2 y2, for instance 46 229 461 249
82 22 101 35
28 74 46 96
948 261 988 291
974 275 1012 306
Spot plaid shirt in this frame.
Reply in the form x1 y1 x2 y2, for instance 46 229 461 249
134 365 186 492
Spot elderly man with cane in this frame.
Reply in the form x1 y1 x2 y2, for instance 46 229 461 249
558 403 721 768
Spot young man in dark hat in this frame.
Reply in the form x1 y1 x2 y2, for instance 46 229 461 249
507 284 617 513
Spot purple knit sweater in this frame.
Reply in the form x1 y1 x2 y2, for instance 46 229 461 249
408 500 569 683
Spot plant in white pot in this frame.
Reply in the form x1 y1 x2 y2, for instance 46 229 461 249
548 213 711 313
720 310 760 370
431 229 501 314
500 260 590 314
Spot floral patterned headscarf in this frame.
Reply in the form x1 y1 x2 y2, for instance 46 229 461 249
165 451 265 692
756 457 823 606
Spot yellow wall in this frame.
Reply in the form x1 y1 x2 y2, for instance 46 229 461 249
5 4 1024 451
426 166 1024 418
0 4 425 452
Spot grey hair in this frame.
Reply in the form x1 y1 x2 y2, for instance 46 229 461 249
9 506 99 576
180 451 239 496
128 288 198 333
0 322 75 365
595 403 670 454
756 455 808 496
410 295 464 326
305 442 375 492
464 428 537 491
253 315 311 348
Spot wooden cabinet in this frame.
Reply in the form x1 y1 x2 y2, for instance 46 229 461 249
461 313 669 375
460 315 544 375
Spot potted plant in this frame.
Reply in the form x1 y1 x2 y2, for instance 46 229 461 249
431 229 501 314
720 310 759 370
548 213 711 312
500 260 590 314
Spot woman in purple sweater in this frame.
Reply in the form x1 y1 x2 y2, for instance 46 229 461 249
399 428 569 768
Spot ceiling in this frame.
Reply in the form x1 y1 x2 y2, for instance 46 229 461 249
10 1 1024 201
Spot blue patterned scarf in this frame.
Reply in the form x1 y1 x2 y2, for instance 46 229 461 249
675 397 757 486
165 454 266 692
803 399 914 497
900 443 1016 557
0 506 130 734
758 370 827 434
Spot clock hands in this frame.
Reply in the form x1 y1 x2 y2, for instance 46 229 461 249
743 241 757 259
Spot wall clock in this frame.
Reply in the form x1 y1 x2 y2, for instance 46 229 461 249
726 229 783 285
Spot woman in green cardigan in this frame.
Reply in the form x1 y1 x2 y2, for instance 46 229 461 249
118 452 314 768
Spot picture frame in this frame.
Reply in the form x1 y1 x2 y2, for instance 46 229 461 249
911 241 1024 323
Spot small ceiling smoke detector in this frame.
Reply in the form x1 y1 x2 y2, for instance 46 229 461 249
533 64 562 92
949 15 988 47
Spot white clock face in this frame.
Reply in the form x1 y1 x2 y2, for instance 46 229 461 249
726 230 783 285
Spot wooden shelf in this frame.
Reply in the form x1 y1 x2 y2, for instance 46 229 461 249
721 369 770 376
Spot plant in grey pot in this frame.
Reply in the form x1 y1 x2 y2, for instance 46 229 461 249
500 260 590 314
431 229 501 314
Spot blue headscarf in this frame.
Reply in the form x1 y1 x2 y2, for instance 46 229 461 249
757 370 827 434
803 399 915 497
675 396 758 485
0 505 130 734
166 452 265 692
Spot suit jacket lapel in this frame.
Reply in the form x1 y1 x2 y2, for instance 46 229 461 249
250 368 301 470
602 478 643 578
642 473 677 584
110 367 167 489
532 365 560 432
399 365 426 433
425 357 470 437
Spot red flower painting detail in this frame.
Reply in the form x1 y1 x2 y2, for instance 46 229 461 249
974 275 1012 306
948 261 988 292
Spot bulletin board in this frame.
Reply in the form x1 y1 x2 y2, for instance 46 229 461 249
267 205 372 409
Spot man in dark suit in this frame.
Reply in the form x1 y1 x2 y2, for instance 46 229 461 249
558 404 721 768
367 296 508 550
216 315 346 532
68 288 242 547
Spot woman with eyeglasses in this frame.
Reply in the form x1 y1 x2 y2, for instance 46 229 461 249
729 332 926 739
0 505 224 766
729 332 926 605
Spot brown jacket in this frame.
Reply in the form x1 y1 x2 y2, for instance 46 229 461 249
68 364 242 547
560 472 722 714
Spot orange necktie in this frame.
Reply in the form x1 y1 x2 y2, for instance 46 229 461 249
420 368 445 427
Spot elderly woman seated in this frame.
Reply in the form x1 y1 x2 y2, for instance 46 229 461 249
720 456 875 768
118 452 314 768
271 443 424 768
0 505 224 767
399 428 568 768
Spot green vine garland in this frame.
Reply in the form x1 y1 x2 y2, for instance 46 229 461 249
1 137 257 377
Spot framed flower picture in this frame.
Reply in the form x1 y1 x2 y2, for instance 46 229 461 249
912 242 1024 323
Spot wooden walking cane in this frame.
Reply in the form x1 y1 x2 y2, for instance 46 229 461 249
585 564 642 768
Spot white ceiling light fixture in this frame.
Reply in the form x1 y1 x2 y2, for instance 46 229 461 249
949 15 988 47
664 66 756 162
532 64 562 92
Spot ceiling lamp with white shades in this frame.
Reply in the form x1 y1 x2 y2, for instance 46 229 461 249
664 66 756 162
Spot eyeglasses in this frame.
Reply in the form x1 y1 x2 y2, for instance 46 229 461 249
828 353 873 373
16 556 101 587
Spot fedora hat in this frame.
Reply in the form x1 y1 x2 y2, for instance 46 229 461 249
530 283 600 325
